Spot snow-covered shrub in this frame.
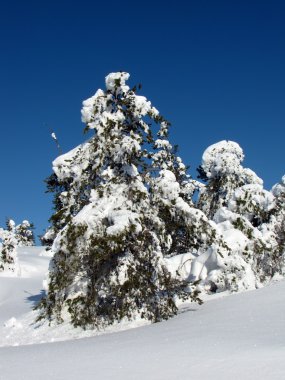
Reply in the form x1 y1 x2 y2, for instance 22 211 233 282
38 72 202 328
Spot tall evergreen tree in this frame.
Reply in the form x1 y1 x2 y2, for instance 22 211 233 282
38 72 201 328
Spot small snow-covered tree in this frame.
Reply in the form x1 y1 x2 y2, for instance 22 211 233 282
38 72 201 328
222 177 279 283
0 219 19 273
0 218 35 273
212 205 275 290
16 220 35 246
194 140 283 291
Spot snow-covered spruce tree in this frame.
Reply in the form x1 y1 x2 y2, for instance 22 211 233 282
149 125 210 256
263 175 285 276
193 141 281 291
16 220 35 246
197 140 263 219
271 176 285 257
151 168 232 294
272 175 285 215
0 219 19 273
212 201 276 290
221 174 279 284
150 159 225 258
45 138 102 239
37 72 201 328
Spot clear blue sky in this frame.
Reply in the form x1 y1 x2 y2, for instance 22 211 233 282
0 0 284 240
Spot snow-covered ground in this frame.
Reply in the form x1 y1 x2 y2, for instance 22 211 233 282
0 247 285 379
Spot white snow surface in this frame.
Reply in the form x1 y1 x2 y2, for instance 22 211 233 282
1 247 285 379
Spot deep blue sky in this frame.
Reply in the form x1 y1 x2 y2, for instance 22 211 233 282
0 0 284 240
